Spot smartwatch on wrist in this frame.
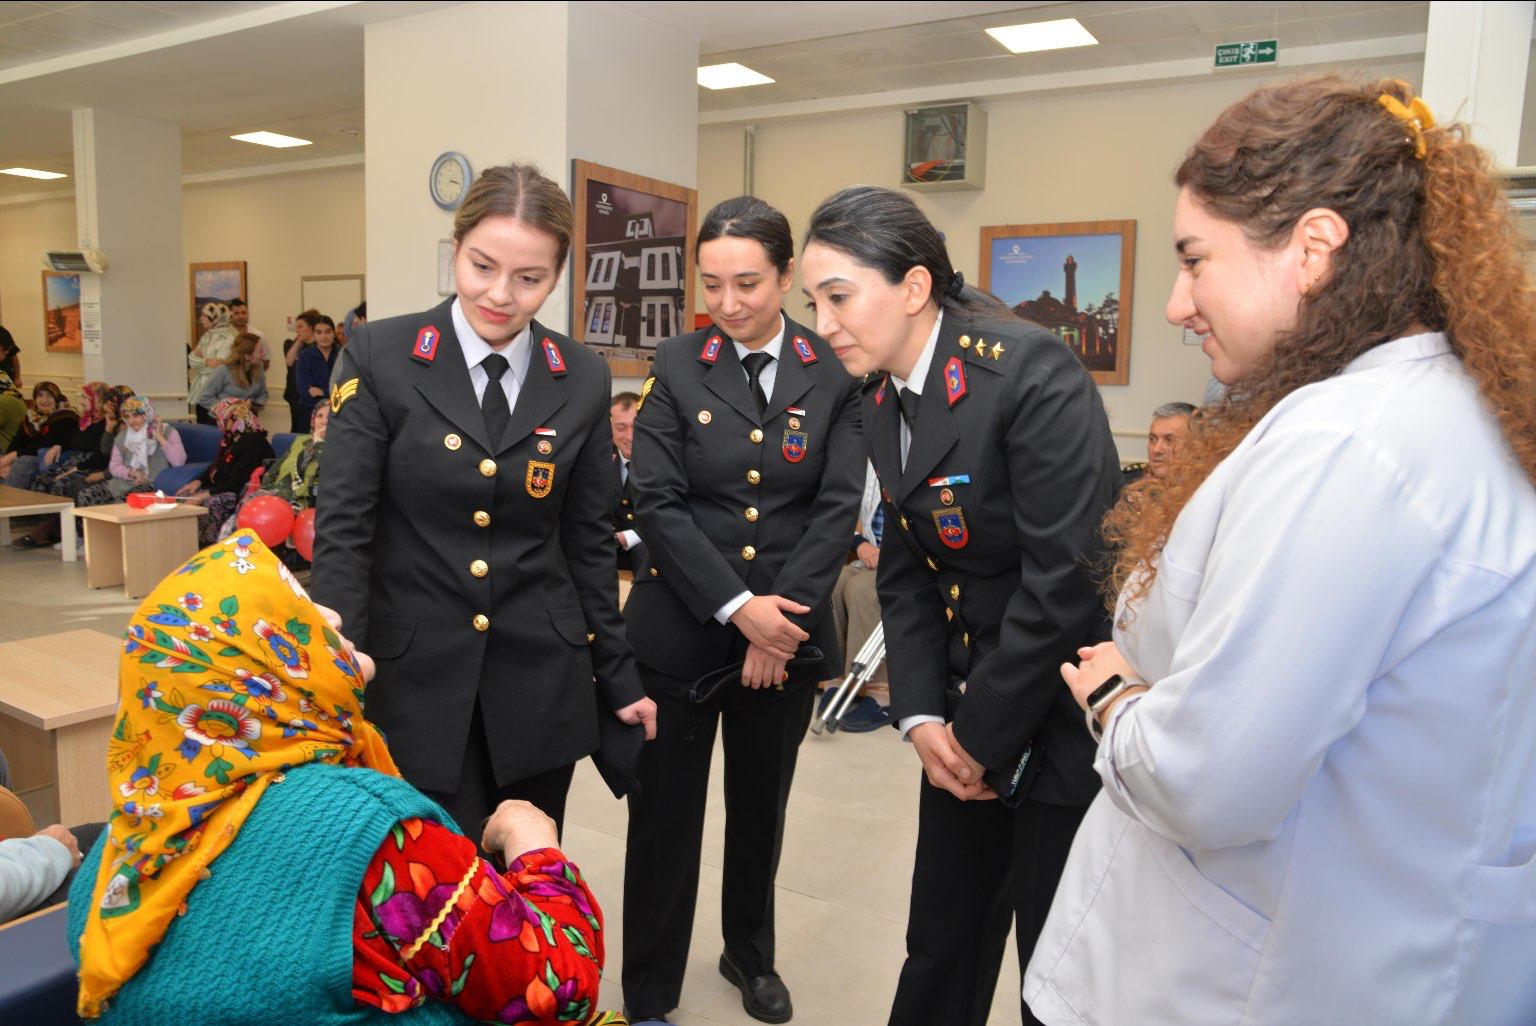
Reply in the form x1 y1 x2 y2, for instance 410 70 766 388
1084 674 1142 742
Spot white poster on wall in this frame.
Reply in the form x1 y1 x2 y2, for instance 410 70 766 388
80 274 103 355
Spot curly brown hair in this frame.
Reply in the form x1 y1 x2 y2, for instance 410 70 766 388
1106 75 1536 607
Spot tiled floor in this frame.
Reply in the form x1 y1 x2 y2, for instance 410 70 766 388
0 533 1024 1024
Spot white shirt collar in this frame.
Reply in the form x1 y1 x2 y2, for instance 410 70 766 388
729 314 786 363
451 297 532 385
891 310 943 395
1342 332 1451 375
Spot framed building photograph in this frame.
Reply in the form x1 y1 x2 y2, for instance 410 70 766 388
571 159 697 377
41 271 82 353
980 220 1135 386
188 261 247 347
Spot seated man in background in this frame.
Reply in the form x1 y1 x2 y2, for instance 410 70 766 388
1123 400 1196 484
610 391 645 573
820 459 891 732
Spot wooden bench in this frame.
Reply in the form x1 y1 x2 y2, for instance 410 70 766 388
73 502 208 599
0 630 121 827
0 485 75 563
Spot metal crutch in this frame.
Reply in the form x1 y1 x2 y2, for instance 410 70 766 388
811 622 886 735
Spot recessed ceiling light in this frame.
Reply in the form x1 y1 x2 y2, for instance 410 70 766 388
0 167 67 180
697 63 775 90
230 131 312 149
986 18 1099 54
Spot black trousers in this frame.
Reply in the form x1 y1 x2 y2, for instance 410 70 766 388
421 698 576 850
621 668 816 1019
889 779 1088 1026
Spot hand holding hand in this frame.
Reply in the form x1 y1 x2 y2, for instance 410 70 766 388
43 445 62 467
615 696 658 740
729 595 810 661
909 722 993 801
856 541 880 570
741 643 788 690
482 800 559 861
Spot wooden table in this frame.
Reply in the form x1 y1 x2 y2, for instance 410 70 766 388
0 630 121 826
74 501 208 599
0 484 75 563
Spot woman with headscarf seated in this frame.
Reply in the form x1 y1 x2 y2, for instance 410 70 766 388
1 380 79 488
69 531 619 1024
236 401 328 571
76 396 187 509
174 398 274 546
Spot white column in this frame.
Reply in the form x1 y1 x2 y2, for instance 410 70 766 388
1421 0 1535 166
72 108 184 396
364 0 700 324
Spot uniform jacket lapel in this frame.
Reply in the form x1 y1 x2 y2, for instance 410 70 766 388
868 375 903 494
412 301 494 455
498 318 567 456
897 318 964 501
762 316 814 422
702 330 761 425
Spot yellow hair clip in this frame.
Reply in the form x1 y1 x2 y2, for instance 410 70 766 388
1378 93 1436 160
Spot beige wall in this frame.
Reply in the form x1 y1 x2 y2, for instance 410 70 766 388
0 164 364 408
699 58 1424 459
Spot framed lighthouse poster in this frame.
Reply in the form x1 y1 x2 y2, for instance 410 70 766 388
979 220 1135 386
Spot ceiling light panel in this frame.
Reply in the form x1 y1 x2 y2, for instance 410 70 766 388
697 63 775 90
986 18 1099 55
230 131 313 148
0 167 67 179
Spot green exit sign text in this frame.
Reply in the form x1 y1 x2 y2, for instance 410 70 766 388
1215 40 1278 67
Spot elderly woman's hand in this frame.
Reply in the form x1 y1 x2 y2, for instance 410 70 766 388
482 800 559 861
314 604 374 682
1062 641 1139 711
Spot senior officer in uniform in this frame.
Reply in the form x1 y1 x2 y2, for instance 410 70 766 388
621 197 863 1026
610 390 645 573
803 185 1121 1026
312 164 655 838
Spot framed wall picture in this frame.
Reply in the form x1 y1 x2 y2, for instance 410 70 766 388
980 220 1135 386
571 159 697 377
41 271 82 353
188 261 248 347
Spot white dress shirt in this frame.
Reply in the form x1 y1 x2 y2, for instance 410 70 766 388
714 316 787 625
891 311 944 738
451 298 531 412
1026 333 1536 1025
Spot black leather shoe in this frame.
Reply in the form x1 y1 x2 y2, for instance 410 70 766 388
719 951 792 1023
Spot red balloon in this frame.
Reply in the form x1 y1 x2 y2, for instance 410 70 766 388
290 507 316 561
236 495 294 549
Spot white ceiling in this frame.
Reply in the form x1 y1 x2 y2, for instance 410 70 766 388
697 0 1431 112
0 1 1436 201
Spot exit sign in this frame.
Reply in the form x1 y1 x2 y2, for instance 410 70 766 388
1215 39 1278 67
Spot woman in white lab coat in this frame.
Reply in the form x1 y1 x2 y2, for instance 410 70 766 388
1029 75 1536 1026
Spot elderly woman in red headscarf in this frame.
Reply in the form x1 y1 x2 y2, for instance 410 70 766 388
175 397 274 545
69 531 619 1024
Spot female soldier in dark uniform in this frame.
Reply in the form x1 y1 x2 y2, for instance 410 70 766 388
621 197 863 1025
312 164 655 837
801 186 1121 1026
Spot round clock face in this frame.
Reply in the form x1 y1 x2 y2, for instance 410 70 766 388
431 153 470 210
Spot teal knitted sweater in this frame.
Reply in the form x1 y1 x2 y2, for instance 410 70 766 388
68 763 472 1025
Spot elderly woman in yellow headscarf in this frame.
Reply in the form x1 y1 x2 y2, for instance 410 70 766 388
69 531 621 1025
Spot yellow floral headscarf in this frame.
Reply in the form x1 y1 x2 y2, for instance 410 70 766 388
77 530 399 1018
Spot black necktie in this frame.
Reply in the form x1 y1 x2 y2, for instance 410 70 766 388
741 351 773 417
481 353 511 445
898 387 921 429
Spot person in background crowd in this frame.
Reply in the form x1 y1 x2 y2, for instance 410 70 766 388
176 397 273 546
283 309 319 433
818 458 893 732
312 162 655 842
802 185 1120 1026
2 381 78 489
1123 400 1197 485
1031 76 1536 1026
228 297 269 367
0 326 20 386
11 382 112 548
623 196 863 1026
610 390 644 572
293 314 339 427
67 533 617 1023
189 303 239 423
76 396 186 508
239 402 328 571
342 302 367 347
198 332 269 413
0 371 27 453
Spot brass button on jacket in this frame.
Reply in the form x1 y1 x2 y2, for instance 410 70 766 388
747 469 761 485
478 459 497 478
744 507 759 523
950 584 961 601
470 560 488 578
742 545 757 561
748 429 764 444
472 614 490 632
473 510 491 527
